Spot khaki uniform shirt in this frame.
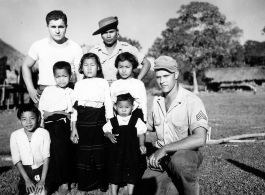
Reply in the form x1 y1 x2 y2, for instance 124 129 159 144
89 41 145 83
148 85 209 148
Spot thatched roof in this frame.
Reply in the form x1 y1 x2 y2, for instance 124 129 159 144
204 66 265 83
0 39 25 72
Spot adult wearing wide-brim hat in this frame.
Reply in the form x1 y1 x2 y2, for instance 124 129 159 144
90 16 151 85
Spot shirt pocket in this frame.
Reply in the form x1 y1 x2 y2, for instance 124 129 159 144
172 122 189 138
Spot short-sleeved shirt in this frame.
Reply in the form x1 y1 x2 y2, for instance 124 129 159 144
89 41 145 82
28 38 83 85
10 128 50 169
147 85 209 148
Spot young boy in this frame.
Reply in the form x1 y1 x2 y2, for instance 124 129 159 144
10 105 50 195
38 61 75 194
22 10 83 104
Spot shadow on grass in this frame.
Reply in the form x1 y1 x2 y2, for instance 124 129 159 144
226 159 265 180
0 166 12 174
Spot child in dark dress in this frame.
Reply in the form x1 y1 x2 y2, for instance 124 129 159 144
103 93 147 195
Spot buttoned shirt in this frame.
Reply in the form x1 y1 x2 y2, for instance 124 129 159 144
89 41 145 82
10 128 50 169
110 78 147 121
72 78 113 121
147 85 209 148
103 115 147 135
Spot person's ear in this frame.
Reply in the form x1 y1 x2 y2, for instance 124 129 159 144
174 70 179 80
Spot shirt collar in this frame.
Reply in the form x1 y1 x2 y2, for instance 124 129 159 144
156 84 185 114
98 40 122 56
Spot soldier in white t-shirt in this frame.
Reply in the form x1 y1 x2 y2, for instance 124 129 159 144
22 10 83 104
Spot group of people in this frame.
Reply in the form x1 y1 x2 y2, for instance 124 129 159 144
10 10 209 195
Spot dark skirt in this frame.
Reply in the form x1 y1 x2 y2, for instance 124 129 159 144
107 116 147 185
76 106 108 191
44 114 72 184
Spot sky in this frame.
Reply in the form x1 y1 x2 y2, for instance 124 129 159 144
1 0 265 56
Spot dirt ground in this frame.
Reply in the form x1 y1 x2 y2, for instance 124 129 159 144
0 91 265 194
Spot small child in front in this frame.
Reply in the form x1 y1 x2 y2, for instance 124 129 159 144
38 61 75 194
103 93 147 195
10 105 50 195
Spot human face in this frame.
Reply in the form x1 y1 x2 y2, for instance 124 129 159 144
47 19 67 43
155 70 179 94
116 100 133 117
82 58 98 78
101 29 118 45
117 60 133 79
54 69 70 88
20 111 38 132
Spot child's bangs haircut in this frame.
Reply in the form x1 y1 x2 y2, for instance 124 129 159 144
46 10 67 26
53 61 72 76
79 53 103 78
114 52 138 69
17 105 41 120
116 93 134 105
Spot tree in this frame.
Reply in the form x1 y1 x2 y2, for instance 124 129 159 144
148 2 243 93
119 35 142 51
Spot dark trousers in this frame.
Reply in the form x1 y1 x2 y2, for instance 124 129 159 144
138 133 203 195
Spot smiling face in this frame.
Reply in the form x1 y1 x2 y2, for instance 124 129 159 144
47 19 67 43
82 58 98 78
20 111 38 132
101 29 118 46
116 100 133 117
117 60 133 79
155 69 179 94
54 68 70 88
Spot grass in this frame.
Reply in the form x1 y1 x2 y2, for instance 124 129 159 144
0 91 265 194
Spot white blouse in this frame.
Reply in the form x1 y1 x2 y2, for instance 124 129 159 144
10 128 50 169
103 115 147 135
110 78 147 121
72 78 113 121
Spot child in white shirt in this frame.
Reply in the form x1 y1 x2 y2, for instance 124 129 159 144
10 105 50 195
103 93 147 195
38 61 75 194
70 53 113 192
111 52 147 122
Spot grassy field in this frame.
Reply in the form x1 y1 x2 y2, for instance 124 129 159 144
0 91 265 194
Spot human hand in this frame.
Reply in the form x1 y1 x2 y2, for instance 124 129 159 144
70 129 79 144
35 179 45 194
148 147 166 169
105 132 119 143
28 88 39 103
140 146 147 154
25 178 36 194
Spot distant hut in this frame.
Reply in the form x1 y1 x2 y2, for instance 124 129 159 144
204 66 265 92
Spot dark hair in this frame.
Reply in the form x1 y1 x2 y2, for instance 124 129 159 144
53 61 72 76
79 53 103 78
17 105 41 120
114 52 138 69
116 93 134 105
46 10 67 26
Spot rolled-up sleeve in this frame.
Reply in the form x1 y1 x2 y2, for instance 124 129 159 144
102 121 113 133
28 41 39 61
136 119 147 135
42 131 51 160
10 133 20 165
188 98 210 134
